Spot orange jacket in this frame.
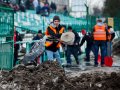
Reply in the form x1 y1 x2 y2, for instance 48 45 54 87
93 25 107 41
45 25 64 48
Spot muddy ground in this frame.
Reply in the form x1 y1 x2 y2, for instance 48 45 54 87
0 60 120 90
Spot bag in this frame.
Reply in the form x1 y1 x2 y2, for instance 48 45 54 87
104 56 113 67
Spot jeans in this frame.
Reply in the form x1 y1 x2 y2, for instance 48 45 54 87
46 50 62 64
14 47 18 66
85 46 95 62
107 41 112 56
94 41 107 65
66 46 79 65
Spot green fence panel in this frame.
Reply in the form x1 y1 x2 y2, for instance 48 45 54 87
0 7 14 70
0 7 14 37
0 42 14 70
114 17 120 31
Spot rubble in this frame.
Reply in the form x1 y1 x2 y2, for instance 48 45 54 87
113 38 120 56
0 61 120 90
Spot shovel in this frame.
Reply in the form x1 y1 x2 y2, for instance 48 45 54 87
104 56 113 67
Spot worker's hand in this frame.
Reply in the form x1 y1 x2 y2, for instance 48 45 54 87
75 43 78 45
21 44 24 49
60 39 64 43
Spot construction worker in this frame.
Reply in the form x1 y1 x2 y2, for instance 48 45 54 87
14 27 22 66
92 18 108 67
45 16 64 64
79 29 94 66
104 23 115 56
65 26 80 66
107 26 115 56
32 30 43 46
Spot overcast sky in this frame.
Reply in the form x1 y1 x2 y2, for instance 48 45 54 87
69 0 105 17
87 0 105 14
88 0 105 9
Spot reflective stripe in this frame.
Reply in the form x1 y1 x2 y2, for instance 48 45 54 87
56 42 61 48
59 27 64 34
45 25 64 47
49 26 57 34
45 26 64 36
94 25 106 40
45 29 49 36
45 41 53 47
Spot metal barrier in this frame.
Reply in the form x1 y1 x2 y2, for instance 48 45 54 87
0 7 14 70
0 7 14 37
15 40 47 62
16 40 66 63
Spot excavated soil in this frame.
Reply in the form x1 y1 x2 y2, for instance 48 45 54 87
0 61 120 90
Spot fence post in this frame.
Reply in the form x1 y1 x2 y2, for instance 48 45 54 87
85 4 89 32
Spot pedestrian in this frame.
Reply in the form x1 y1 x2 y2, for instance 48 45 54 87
50 2 57 13
92 18 108 67
79 29 94 66
45 16 64 65
14 27 22 66
32 30 43 45
32 30 44 64
107 26 115 56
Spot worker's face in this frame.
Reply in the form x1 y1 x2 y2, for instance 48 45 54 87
38 33 42 37
104 23 108 27
53 20 60 27
68 29 72 32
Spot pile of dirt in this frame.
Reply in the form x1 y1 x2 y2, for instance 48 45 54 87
0 61 120 90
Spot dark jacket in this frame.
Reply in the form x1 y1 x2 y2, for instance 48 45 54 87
46 25 64 52
32 34 43 46
107 26 115 41
47 25 63 39
67 31 80 47
33 35 42 40
14 31 22 50
73 31 80 44
111 33 115 41
80 33 93 48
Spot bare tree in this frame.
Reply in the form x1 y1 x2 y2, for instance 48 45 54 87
103 0 120 17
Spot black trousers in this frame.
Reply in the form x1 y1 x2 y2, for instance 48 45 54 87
14 47 18 66
66 45 79 65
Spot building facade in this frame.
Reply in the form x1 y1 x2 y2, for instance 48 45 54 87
48 0 69 11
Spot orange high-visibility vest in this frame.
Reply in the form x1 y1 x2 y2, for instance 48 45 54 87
93 25 107 41
107 29 112 41
45 26 64 48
